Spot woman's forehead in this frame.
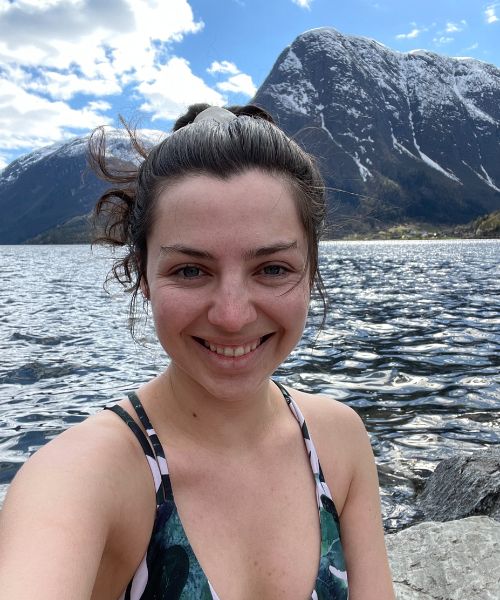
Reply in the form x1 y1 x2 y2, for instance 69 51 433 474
155 170 298 218
149 170 306 250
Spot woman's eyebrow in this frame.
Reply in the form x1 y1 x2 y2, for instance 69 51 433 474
160 245 213 259
159 241 298 260
243 241 298 260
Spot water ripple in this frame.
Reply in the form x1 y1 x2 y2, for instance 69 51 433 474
0 240 499 530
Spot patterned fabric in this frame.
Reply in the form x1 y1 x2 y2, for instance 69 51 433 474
106 381 348 599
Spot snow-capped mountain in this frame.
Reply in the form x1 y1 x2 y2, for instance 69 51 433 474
1 27 499 243
253 27 500 230
0 131 164 244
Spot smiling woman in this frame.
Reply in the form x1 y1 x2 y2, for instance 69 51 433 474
0 104 395 600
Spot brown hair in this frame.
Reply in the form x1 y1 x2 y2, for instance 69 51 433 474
88 104 327 337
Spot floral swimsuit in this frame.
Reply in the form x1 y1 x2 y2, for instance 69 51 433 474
106 381 349 599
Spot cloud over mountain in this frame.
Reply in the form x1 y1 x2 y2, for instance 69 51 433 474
0 0 255 169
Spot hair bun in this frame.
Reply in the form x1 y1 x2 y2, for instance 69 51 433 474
172 104 211 131
173 103 275 132
227 104 275 124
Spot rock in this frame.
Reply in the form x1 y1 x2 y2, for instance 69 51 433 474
386 517 500 600
417 447 500 522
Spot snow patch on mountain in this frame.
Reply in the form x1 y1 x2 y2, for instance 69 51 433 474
1 129 165 186
269 83 312 115
462 160 500 192
352 152 372 181
279 48 302 72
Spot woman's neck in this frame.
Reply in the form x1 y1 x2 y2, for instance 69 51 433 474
140 365 285 452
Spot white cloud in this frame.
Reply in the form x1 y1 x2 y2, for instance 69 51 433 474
137 57 226 121
291 0 313 9
26 69 122 101
485 4 499 23
465 42 479 50
0 0 216 163
207 60 257 97
0 0 259 165
434 36 453 45
216 74 257 96
0 0 204 84
396 28 424 40
0 76 112 153
207 60 240 75
445 20 466 33
87 100 112 112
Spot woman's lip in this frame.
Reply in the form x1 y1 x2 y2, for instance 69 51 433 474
192 334 274 357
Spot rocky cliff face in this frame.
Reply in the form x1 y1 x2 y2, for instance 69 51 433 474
253 28 500 232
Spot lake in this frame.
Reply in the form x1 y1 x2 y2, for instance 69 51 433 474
0 240 499 530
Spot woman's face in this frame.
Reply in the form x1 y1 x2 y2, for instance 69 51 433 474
144 169 310 400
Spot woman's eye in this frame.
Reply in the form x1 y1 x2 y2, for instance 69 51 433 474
177 265 202 278
262 264 288 276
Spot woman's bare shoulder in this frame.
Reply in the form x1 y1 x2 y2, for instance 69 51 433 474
0 407 156 599
284 386 371 513
0 406 156 541
2 407 154 523
288 387 366 439
17 407 143 476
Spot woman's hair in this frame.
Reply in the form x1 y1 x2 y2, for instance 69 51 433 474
88 103 327 337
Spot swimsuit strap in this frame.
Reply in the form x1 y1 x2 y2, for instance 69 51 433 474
107 384 332 512
104 399 172 505
127 392 165 460
274 380 334 510
126 391 173 502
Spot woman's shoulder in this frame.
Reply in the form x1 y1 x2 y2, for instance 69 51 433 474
0 407 157 597
20 406 148 479
287 386 366 439
2 405 156 539
284 386 372 514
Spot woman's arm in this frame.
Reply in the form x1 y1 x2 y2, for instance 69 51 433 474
0 416 147 600
297 392 395 600
337 409 395 600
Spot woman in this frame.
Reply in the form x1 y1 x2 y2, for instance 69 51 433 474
0 104 395 599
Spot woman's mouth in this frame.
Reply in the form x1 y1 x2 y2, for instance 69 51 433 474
193 334 273 357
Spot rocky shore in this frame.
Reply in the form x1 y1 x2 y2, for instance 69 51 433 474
386 447 500 599
342 210 500 241
387 516 499 599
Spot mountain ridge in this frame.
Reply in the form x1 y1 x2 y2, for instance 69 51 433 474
0 131 163 244
1 27 499 243
252 27 500 232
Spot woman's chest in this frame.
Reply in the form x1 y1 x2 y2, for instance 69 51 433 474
162 443 323 599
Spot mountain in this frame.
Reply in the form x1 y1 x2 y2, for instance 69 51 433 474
253 27 500 233
0 132 162 244
1 27 499 243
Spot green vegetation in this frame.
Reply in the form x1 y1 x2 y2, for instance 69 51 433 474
341 210 500 241
26 214 94 244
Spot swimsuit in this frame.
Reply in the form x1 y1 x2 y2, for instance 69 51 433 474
106 381 348 600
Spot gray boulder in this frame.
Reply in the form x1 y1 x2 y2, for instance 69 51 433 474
418 447 500 522
386 516 500 600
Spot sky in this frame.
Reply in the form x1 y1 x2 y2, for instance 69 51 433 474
0 0 499 171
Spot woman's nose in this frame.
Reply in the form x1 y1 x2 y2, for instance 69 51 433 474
207 281 258 332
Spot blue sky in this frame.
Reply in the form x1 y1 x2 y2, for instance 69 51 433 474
0 0 499 170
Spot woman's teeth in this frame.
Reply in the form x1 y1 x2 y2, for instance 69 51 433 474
203 339 261 357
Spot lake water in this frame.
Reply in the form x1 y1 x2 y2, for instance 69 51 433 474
0 240 499 530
